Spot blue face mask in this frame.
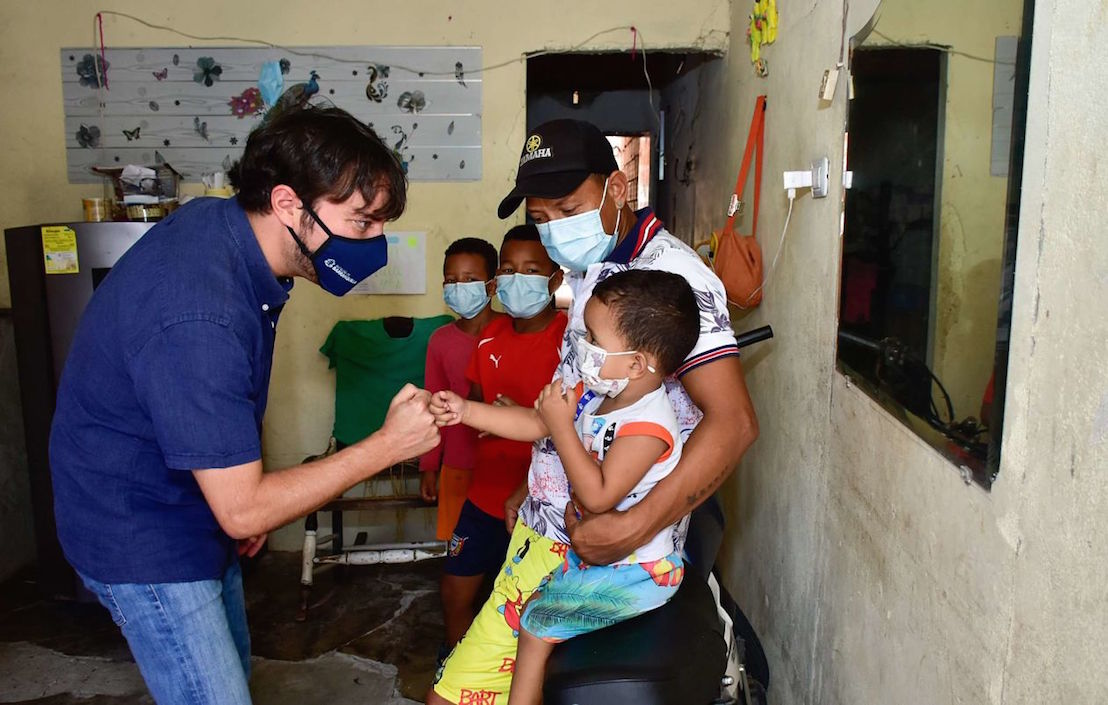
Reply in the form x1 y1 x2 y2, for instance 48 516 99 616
288 205 388 297
535 176 622 271
443 281 491 319
496 272 555 319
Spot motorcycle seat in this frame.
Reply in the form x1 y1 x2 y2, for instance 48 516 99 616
543 498 729 705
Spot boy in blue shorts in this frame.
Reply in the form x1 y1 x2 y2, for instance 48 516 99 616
431 269 700 705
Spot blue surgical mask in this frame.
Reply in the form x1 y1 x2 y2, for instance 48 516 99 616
443 281 491 319
535 176 622 271
288 205 388 297
496 272 554 319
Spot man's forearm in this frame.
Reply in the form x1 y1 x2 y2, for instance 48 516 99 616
630 409 756 537
201 430 405 539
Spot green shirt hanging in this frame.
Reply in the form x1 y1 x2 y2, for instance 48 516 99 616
320 315 453 446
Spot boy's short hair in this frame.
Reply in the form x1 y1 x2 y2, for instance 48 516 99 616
444 238 498 280
590 270 700 375
502 224 541 244
230 105 407 223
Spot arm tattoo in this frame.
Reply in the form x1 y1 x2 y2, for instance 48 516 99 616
687 466 731 506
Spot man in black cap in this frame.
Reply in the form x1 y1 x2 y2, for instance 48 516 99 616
428 118 758 705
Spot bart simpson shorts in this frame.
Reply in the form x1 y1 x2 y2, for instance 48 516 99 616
433 519 567 704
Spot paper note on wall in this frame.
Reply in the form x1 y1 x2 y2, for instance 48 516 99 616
351 231 426 295
41 226 79 274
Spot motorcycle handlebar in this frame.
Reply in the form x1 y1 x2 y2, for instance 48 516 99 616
837 329 882 352
735 325 774 350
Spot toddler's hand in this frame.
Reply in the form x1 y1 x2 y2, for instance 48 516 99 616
536 379 575 428
431 390 467 427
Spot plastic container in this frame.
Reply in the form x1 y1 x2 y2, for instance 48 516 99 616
82 198 109 222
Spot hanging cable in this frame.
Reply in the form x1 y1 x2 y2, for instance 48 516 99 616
94 10 645 78
870 28 1014 65
732 190 794 308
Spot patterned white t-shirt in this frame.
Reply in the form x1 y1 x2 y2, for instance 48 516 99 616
519 210 739 544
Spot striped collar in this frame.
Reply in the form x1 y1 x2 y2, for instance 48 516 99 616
604 207 664 265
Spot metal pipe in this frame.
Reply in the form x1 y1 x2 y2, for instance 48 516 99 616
339 540 445 553
300 530 317 587
315 545 446 566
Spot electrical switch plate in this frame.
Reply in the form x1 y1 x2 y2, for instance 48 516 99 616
811 157 829 198
819 68 839 102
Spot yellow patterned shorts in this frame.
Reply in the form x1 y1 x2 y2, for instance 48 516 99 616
433 519 568 705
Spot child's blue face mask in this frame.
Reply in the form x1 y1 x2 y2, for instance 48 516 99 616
443 281 491 319
286 205 388 297
496 272 555 319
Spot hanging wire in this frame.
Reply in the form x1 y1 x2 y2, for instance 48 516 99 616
95 10 645 77
92 13 108 165
870 28 1015 65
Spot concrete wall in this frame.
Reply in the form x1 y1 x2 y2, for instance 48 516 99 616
0 1 729 551
677 0 1108 703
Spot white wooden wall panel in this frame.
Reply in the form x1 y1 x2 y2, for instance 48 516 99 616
62 46 482 183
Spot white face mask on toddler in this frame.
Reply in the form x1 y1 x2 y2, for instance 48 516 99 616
573 337 655 398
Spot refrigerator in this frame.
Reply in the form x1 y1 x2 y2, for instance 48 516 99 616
5 222 153 597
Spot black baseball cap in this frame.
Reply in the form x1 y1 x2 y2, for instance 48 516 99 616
497 119 619 219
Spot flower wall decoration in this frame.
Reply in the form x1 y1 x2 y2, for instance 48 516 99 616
76 54 109 88
229 87 265 118
193 57 223 87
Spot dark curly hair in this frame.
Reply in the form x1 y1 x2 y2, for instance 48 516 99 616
590 269 700 375
444 238 498 280
229 105 407 223
502 224 541 244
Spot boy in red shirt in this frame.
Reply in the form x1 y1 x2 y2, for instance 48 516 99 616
440 224 567 653
421 238 502 541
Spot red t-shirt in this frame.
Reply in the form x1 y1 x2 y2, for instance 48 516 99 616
465 311 568 518
419 322 479 472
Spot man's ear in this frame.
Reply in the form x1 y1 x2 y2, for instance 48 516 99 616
270 184 302 229
485 278 497 296
605 169 630 209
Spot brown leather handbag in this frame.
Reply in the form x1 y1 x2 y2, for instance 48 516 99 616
711 95 767 309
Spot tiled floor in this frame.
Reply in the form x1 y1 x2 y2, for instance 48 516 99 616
0 551 446 704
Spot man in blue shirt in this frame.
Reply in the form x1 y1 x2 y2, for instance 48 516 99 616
49 106 439 704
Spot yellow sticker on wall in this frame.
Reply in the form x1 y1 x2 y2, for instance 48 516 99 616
41 226 79 275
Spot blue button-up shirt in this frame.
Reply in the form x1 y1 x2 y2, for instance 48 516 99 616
50 197 291 584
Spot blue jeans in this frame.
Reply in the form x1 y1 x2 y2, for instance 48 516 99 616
78 561 252 705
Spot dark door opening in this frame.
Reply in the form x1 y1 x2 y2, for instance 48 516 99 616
526 51 718 226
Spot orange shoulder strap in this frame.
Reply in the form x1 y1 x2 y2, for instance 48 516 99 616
722 95 767 239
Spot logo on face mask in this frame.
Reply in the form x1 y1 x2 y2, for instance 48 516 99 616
323 258 357 284
526 135 542 152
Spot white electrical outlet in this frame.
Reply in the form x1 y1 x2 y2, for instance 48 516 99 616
811 157 830 198
819 68 839 102
783 170 813 190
